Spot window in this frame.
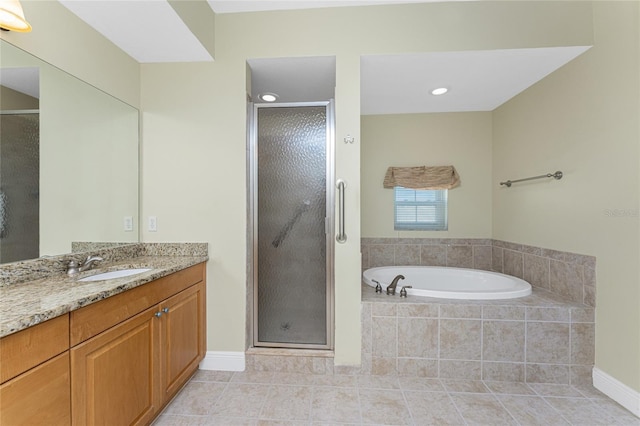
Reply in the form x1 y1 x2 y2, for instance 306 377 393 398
394 187 448 231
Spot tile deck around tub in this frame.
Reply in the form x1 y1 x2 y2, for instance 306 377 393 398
153 370 640 425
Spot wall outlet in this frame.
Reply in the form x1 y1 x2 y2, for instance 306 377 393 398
124 216 133 232
148 216 157 232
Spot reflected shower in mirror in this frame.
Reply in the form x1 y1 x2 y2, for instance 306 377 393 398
0 40 139 264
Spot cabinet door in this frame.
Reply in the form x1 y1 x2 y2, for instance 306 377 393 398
0 352 71 426
71 305 161 426
160 281 206 401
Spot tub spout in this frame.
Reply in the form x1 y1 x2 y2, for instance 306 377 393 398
386 274 405 295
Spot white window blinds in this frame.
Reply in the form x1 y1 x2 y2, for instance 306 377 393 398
394 187 448 231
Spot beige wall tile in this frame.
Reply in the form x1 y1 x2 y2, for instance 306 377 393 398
503 250 524 278
395 244 420 265
473 245 493 271
397 303 439 318
523 254 550 289
492 247 504 272
483 321 525 362
447 245 473 268
526 322 570 364
371 356 397 375
525 363 570 384
398 317 438 358
482 361 525 382
483 305 525 320
369 244 395 267
440 319 482 360
420 245 447 266
440 304 482 319
372 316 397 357
550 260 584 304
571 322 595 365
439 360 482 380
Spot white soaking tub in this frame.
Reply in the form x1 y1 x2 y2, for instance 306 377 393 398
362 266 532 300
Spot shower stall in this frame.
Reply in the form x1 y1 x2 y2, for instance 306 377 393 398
0 111 40 263
249 101 335 349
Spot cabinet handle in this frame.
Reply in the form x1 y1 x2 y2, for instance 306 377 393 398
154 312 163 318
162 307 170 314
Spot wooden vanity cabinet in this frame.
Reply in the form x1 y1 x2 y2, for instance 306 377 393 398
70 263 206 426
0 315 71 426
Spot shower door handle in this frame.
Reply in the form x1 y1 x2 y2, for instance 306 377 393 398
336 180 347 243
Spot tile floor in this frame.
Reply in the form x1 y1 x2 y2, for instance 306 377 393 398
153 370 640 425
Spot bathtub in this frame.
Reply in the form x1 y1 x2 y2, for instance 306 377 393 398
362 266 532 300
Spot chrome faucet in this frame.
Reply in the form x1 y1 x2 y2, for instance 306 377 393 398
67 255 103 276
386 274 405 295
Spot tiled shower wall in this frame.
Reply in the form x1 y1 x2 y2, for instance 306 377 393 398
361 238 596 307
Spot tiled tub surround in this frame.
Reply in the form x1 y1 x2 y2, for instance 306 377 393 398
361 238 596 307
361 291 595 385
0 242 208 337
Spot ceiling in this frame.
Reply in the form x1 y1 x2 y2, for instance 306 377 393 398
10 1 590 114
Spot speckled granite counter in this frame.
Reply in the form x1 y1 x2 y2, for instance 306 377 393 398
0 243 208 338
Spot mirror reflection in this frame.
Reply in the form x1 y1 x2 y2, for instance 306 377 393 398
0 40 139 264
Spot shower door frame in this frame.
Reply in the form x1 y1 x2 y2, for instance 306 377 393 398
249 100 335 350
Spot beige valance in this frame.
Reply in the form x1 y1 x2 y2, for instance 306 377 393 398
383 165 461 190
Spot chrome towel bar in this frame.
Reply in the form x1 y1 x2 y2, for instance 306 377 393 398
500 171 563 188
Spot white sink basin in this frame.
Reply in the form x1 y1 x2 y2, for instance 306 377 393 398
79 268 152 282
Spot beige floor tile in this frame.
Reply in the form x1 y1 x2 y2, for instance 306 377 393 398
259 385 312 421
497 395 569 425
310 387 361 423
312 374 358 387
484 381 536 395
450 393 518 425
164 381 227 415
544 397 620 425
207 417 258 425
404 391 465 425
359 389 412 425
152 414 213 426
398 376 445 392
231 371 276 384
271 372 317 386
589 398 640 425
356 374 400 389
191 370 235 382
441 379 490 394
212 383 270 418
528 383 584 398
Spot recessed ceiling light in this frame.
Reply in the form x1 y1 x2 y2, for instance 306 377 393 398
431 87 449 96
259 93 278 102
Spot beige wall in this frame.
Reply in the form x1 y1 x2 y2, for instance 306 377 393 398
0 86 38 110
361 112 493 238
492 2 640 391
0 0 140 108
140 1 594 366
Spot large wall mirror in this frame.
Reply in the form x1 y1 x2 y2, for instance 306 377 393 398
0 40 139 264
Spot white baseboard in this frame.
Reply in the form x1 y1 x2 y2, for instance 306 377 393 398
593 367 640 418
199 351 245 372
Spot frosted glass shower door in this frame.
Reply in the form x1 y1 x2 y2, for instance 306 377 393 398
253 103 332 348
0 113 39 263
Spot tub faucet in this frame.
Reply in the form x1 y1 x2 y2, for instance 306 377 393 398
386 274 405 295
67 255 103 276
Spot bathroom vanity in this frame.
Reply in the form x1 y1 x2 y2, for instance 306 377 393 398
0 245 207 426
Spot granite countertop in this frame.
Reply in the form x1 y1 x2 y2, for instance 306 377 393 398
0 244 208 338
